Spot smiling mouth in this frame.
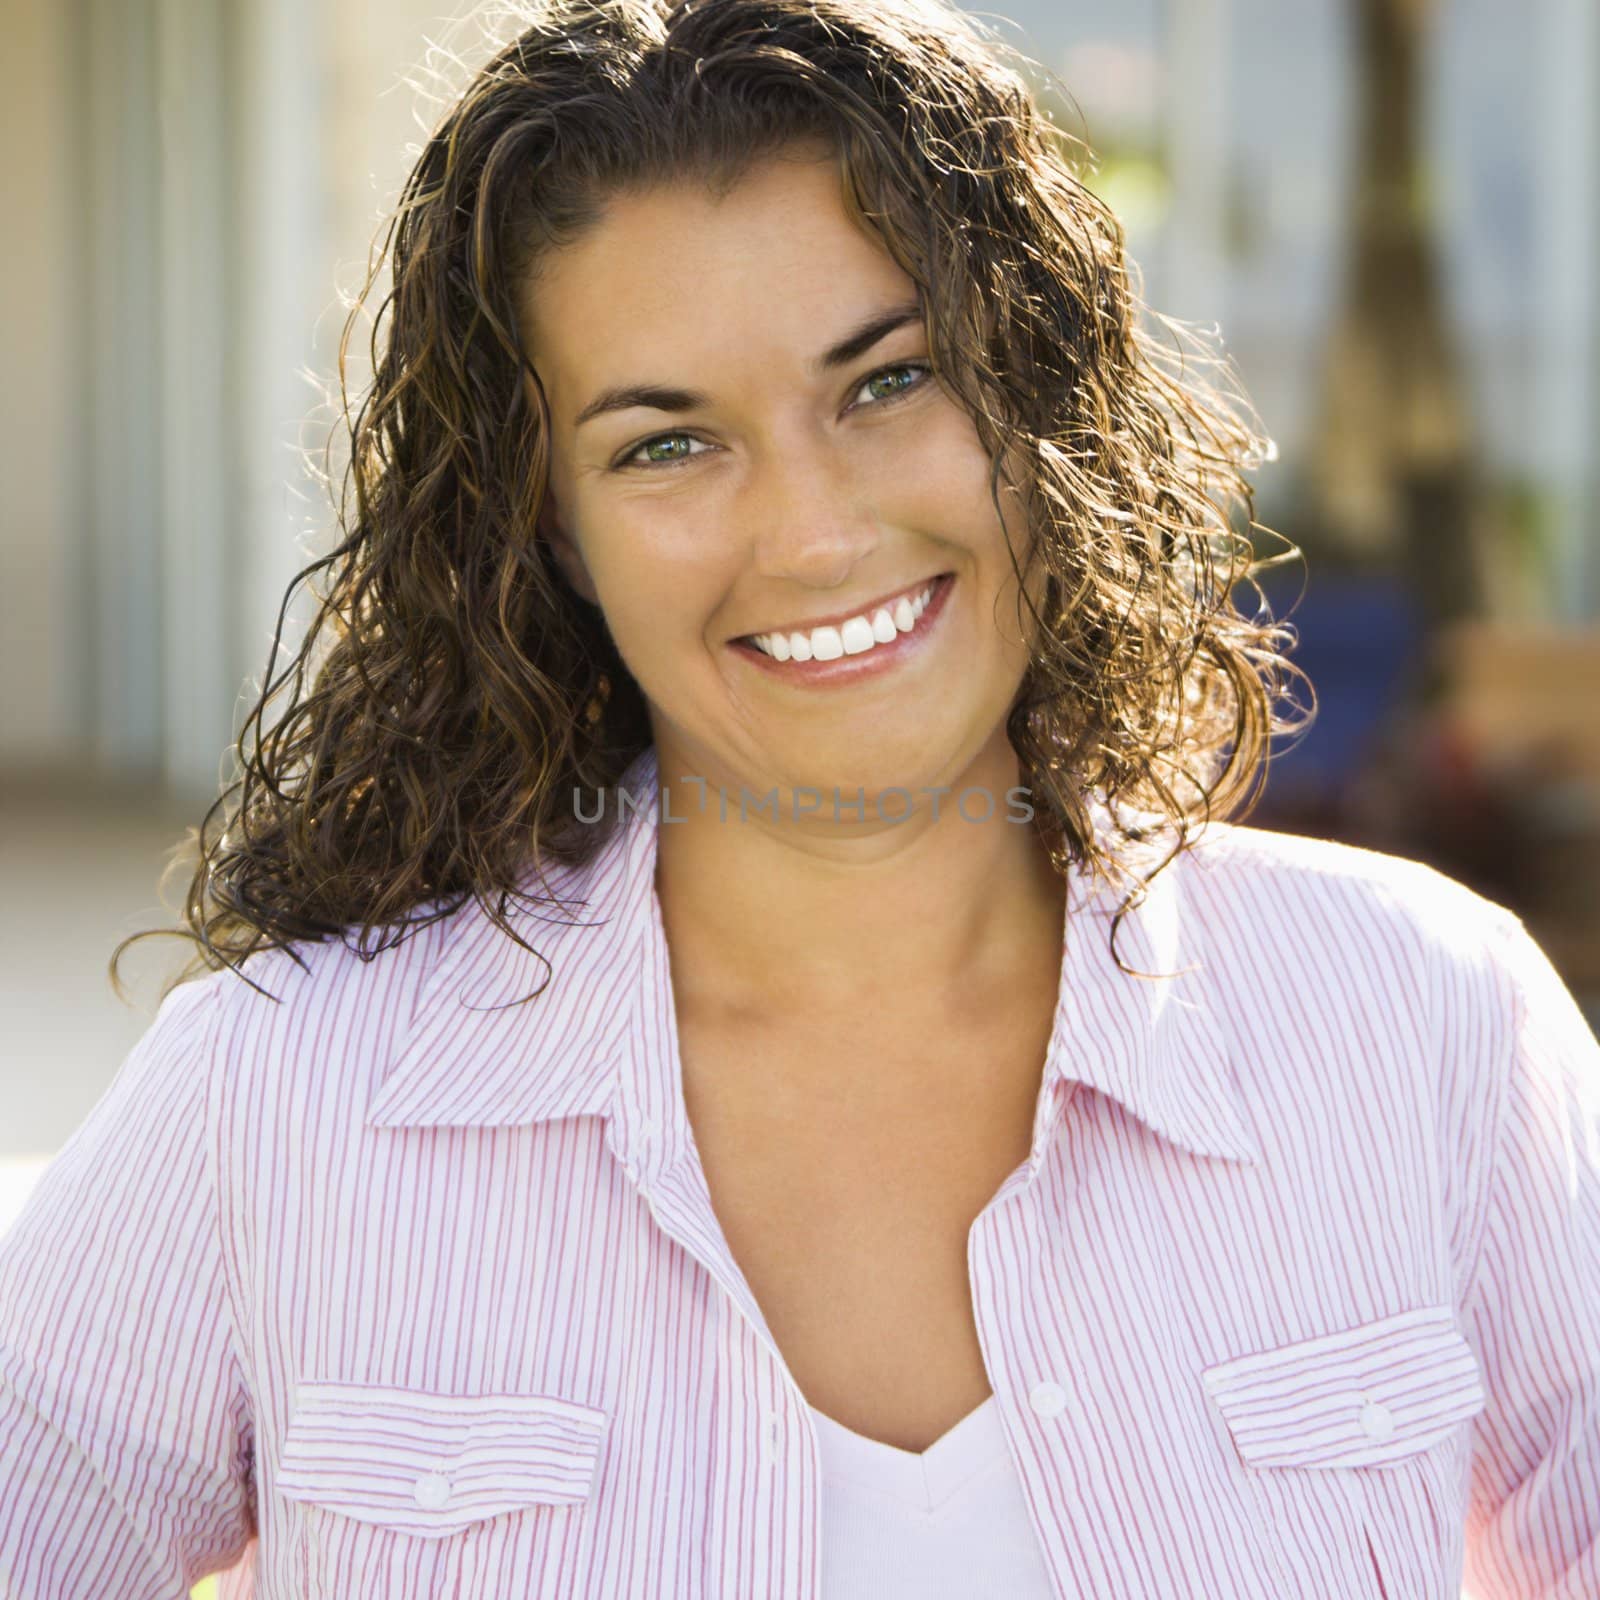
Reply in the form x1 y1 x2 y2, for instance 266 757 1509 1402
734 573 954 653
728 571 956 677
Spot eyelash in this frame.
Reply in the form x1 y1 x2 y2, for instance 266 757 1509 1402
612 360 934 472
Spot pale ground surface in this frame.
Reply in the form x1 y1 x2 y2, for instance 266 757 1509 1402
0 775 202 1232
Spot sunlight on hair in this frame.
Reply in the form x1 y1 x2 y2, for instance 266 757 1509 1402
109 0 1312 1003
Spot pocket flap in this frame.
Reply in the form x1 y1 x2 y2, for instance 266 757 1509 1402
1201 1304 1486 1470
277 1380 609 1537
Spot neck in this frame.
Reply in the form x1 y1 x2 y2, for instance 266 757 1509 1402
649 733 1068 1026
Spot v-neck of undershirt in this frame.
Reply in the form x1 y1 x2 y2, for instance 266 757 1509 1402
806 1394 1011 1513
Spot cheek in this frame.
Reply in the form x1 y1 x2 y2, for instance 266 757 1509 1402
589 520 730 653
893 406 1009 535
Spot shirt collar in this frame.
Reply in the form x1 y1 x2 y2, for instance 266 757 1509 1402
366 745 1260 1167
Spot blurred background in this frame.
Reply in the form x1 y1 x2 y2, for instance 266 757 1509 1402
3 0 1597 1266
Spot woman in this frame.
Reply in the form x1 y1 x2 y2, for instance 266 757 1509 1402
1 0 1595 1595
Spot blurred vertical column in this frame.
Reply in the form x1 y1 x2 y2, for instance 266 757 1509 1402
1160 0 1231 328
228 0 331 815
1533 0 1599 623
154 0 234 806
2 1 86 773
76 0 332 809
61 0 530 812
83 0 165 778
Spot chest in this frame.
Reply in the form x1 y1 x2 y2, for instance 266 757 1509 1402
674 1004 1055 1452
256 999 1480 1599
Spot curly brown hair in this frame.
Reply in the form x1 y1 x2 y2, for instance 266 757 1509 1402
113 0 1309 1006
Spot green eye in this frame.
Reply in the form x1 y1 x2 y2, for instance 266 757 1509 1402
614 360 931 472
641 435 694 464
862 364 925 403
616 431 704 470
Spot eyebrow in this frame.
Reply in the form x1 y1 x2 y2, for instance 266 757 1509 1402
571 300 926 429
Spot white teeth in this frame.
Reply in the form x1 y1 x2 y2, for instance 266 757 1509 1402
749 579 941 661
839 616 875 655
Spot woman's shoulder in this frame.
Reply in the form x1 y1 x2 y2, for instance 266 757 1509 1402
1171 823 1550 1200
1174 817 1526 1010
1182 815 1519 937
164 891 487 1109
194 900 452 1017
188 854 614 1104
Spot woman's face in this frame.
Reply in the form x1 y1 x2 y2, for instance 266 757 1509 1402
522 141 1042 810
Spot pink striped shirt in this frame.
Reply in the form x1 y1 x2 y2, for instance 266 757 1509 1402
2 742 1597 1598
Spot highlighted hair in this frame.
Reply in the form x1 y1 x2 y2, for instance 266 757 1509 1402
116 0 1308 1002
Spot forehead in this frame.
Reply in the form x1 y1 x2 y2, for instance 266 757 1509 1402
519 149 917 409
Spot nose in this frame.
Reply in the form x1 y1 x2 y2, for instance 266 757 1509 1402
743 425 883 589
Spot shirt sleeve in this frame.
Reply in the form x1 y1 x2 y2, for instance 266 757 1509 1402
1462 912 1600 1600
0 976 256 1597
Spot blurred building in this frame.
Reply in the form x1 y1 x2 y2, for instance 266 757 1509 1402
2 0 1597 1178
5 0 473 805
6 0 1597 783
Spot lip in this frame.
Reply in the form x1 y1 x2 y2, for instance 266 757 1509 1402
727 571 956 687
732 574 950 645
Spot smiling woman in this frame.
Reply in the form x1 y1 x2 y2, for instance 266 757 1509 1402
1 0 1596 1597
519 145 1091 808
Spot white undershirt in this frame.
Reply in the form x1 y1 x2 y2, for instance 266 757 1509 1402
809 1394 1058 1598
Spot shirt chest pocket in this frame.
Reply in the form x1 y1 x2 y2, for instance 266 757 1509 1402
1201 1303 1487 1599
277 1380 609 1600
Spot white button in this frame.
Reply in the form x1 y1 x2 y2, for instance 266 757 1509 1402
1029 1380 1068 1417
413 1469 452 1510
761 1410 781 1463
1359 1400 1394 1441
640 1116 663 1140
